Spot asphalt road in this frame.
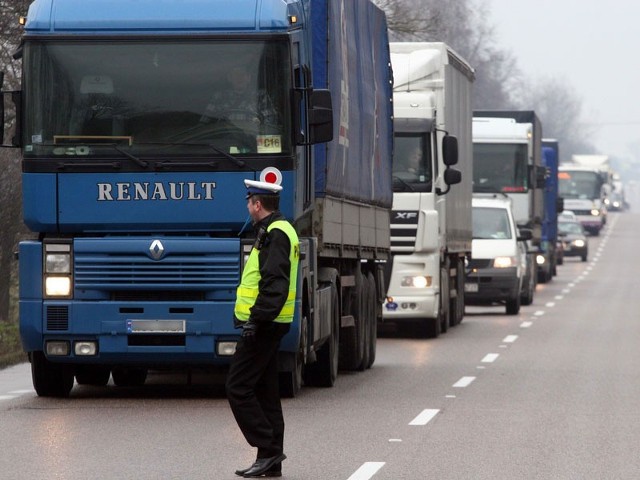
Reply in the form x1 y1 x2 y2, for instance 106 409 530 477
1 212 639 479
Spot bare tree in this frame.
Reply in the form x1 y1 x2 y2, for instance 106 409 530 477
0 0 30 331
515 75 596 161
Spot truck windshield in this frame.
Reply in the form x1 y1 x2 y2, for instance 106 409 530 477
558 171 603 199
392 134 432 192
473 143 528 193
472 207 513 240
22 40 292 158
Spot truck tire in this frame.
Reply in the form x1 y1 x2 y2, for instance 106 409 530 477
279 312 307 398
340 270 366 371
305 282 339 387
357 276 370 372
449 258 465 327
365 272 377 369
31 351 74 398
112 367 148 387
75 365 111 386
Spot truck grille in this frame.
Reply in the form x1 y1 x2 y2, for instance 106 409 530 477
74 238 240 292
390 210 418 253
46 305 69 331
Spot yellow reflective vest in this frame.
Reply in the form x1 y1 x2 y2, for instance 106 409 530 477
234 220 299 323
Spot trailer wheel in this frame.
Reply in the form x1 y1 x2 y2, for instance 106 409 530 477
75 365 111 386
31 351 74 398
365 272 377 369
279 313 307 398
305 282 339 387
340 271 366 371
357 274 370 372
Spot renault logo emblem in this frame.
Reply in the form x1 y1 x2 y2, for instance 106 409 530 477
149 240 165 260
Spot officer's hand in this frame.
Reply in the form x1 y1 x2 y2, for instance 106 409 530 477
241 322 259 338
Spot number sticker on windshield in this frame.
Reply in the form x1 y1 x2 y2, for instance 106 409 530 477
257 135 282 154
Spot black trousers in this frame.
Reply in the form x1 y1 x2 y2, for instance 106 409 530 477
226 323 290 458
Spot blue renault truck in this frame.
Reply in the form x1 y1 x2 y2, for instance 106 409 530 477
0 0 393 397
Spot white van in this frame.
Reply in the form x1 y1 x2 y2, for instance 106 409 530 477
465 195 532 315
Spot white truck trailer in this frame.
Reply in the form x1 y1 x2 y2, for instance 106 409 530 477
383 42 474 337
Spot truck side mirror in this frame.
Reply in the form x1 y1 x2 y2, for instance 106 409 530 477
307 89 333 145
517 228 533 242
442 134 458 166
444 167 461 186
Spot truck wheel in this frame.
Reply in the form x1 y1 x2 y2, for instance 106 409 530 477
366 273 377 369
449 258 465 327
357 276 370 372
340 272 365 371
434 263 450 337
112 367 148 387
31 351 74 398
75 365 111 386
305 282 339 387
279 313 307 398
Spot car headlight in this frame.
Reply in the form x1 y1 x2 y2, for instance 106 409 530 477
572 239 585 248
44 242 73 298
493 256 517 268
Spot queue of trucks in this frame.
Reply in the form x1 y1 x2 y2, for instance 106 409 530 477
0 0 626 397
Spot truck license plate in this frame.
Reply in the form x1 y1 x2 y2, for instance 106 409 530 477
127 320 186 333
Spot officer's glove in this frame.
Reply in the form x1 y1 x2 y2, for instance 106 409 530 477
233 315 244 329
241 321 259 338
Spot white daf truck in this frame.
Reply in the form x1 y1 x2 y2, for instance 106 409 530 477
383 42 474 337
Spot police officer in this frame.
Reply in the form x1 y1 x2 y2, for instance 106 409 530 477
227 178 299 478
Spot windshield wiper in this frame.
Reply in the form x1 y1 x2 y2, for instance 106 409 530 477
392 175 415 192
137 142 248 169
109 143 149 168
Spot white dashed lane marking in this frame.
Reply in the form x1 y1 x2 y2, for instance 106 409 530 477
482 353 500 363
503 335 518 343
347 462 385 480
453 376 476 388
409 409 439 426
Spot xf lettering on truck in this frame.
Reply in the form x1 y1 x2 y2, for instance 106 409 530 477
393 211 419 223
97 182 217 201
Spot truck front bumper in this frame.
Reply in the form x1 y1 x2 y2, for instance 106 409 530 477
382 291 438 321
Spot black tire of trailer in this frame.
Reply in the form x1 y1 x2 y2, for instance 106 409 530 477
279 309 308 398
357 271 370 372
75 365 111 386
304 281 339 387
111 367 148 387
31 351 74 398
365 272 377 369
340 269 366 371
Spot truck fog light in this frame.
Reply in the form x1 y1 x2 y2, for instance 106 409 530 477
536 254 545 265
46 341 70 356
45 276 71 297
217 341 237 356
74 341 97 356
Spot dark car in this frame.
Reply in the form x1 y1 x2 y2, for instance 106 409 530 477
558 220 588 262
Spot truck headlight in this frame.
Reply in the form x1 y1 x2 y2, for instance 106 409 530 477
493 256 516 268
591 209 600 216
401 276 432 288
44 242 73 298
536 254 545 265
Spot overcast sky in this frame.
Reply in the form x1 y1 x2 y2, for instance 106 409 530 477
486 0 640 160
